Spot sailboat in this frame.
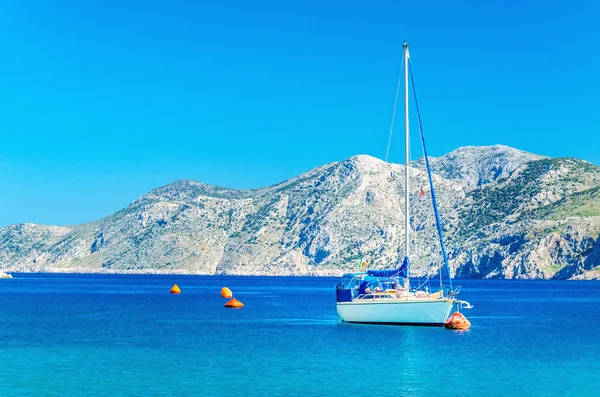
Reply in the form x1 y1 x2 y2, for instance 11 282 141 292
335 42 471 325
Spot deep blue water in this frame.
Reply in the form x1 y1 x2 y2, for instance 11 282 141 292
1 274 599 396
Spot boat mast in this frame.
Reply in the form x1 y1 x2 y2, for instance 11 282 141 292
403 41 410 270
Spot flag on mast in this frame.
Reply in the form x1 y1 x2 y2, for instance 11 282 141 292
358 256 367 270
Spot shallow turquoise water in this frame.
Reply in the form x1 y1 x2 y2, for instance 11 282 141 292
1 274 599 396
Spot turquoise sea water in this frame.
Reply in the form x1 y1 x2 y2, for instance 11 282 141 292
1 274 599 396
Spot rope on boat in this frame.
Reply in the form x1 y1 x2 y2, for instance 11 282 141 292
385 53 404 163
408 58 453 290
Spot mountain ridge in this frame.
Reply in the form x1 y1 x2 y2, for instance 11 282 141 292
2 144 600 279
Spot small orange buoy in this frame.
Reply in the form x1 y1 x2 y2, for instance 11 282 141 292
221 287 233 298
170 284 181 294
224 298 244 308
444 311 471 330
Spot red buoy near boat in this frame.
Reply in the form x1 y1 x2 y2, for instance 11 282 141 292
224 298 244 308
444 311 471 330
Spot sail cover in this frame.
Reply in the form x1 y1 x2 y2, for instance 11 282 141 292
366 257 409 278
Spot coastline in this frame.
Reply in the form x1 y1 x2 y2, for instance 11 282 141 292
1 269 599 281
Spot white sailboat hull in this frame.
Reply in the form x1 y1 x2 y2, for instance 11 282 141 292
336 299 455 325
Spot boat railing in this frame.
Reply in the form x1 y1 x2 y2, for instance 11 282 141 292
456 300 473 309
355 288 449 301
357 290 398 300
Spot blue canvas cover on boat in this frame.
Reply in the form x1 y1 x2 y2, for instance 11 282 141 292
336 288 353 302
366 257 409 278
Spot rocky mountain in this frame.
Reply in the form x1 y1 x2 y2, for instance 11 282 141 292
412 144 547 189
1 145 600 279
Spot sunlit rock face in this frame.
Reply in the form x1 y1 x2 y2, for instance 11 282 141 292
2 145 600 279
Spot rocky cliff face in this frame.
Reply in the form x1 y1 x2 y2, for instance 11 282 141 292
1 145 600 279
413 144 547 189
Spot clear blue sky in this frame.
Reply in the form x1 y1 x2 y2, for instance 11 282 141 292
1 0 599 227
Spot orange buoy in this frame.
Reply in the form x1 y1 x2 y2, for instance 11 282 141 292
170 284 181 294
224 298 244 308
221 287 233 298
444 311 471 330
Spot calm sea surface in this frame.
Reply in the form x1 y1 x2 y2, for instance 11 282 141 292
1 274 599 396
